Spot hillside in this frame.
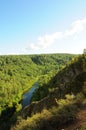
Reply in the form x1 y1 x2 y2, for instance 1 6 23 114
31 54 86 102
65 106 86 130
12 54 86 130
0 53 75 130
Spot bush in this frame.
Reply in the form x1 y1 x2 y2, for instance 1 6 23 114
80 126 86 130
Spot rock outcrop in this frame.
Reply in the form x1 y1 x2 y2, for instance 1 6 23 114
22 54 86 118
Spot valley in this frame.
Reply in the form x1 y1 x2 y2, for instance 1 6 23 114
0 53 75 130
11 53 86 130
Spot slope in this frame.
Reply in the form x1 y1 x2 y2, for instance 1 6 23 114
13 54 86 130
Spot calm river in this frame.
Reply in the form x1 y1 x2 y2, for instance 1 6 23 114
22 82 39 109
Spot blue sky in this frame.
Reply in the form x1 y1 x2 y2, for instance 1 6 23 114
0 0 86 55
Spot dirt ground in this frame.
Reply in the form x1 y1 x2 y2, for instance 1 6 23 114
61 106 86 130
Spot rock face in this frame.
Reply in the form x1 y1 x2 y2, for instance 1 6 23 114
22 55 86 118
22 88 59 118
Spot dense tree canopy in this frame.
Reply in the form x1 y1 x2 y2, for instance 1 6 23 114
0 54 76 113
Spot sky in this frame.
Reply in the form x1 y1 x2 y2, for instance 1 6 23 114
0 0 86 55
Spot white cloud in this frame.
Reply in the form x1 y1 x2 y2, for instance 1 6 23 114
29 32 63 50
65 18 86 36
28 18 86 51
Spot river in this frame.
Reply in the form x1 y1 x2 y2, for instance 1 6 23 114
22 82 39 109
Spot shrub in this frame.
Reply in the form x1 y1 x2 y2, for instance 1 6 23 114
80 126 86 130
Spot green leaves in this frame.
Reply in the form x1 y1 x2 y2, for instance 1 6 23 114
0 53 75 130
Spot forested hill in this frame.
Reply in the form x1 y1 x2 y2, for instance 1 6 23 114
0 53 76 130
14 54 86 130
23 54 86 116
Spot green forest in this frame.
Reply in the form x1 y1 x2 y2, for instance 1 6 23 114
12 53 86 130
0 53 76 129
0 54 86 130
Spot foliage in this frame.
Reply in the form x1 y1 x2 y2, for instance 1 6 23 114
80 126 86 130
10 54 86 130
0 53 75 129
12 93 80 130
31 54 86 102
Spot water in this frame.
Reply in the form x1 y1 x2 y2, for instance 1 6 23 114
22 82 39 109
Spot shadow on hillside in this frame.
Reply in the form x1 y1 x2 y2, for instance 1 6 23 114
0 105 18 130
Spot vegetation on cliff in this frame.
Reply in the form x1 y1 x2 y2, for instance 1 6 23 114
12 54 86 130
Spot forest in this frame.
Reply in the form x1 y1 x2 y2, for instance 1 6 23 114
0 53 76 129
12 54 86 130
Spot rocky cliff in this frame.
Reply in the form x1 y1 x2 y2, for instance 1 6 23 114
22 54 86 118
